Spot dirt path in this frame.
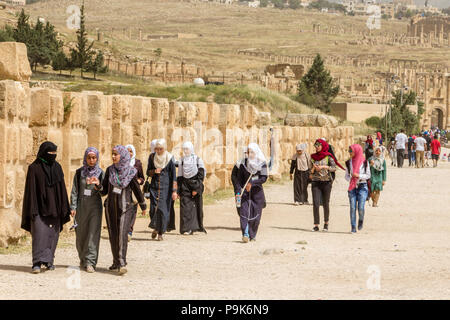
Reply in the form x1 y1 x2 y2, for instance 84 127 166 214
1 160 449 300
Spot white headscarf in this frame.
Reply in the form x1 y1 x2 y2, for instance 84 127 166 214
150 139 158 154
178 141 205 179
236 146 248 167
153 139 173 169
125 144 136 167
371 146 385 171
245 143 267 174
292 143 310 171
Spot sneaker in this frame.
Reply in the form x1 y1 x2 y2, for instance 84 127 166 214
157 234 163 241
109 264 119 271
250 238 256 242
358 220 364 231
312 226 319 232
186 230 193 235
32 265 41 274
242 236 249 243
351 227 357 233
151 230 157 239
323 224 328 232
294 202 300 206
118 266 127 275
86 265 95 273
44 263 55 271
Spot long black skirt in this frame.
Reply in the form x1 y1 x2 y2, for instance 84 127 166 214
31 214 60 266
180 193 206 234
293 169 309 203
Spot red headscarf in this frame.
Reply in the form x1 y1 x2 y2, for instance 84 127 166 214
366 135 374 147
349 144 364 191
311 139 344 170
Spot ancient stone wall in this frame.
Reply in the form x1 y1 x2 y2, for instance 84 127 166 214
0 42 354 246
0 81 354 246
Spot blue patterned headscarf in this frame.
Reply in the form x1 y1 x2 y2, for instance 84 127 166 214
82 147 102 178
109 145 137 188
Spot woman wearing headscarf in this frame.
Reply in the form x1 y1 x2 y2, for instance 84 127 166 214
177 142 207 235
125 144 145 241
70 147 104 273
364 135 374 160
345 144 371 233
95 145 147 274
232 143 268 243
21 141 71 274
369 146 387 207
309 139 343 232
290 143 311 205
146 139 177 241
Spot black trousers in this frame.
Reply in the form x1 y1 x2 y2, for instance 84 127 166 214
311 181 332 225
397 149 405 168
293 170 309 203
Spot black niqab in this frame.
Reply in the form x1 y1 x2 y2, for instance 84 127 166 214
36 141 62 186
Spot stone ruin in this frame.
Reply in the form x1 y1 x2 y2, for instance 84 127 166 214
0 42 354 246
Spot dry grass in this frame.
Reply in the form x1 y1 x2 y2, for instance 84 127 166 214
22 0 448 80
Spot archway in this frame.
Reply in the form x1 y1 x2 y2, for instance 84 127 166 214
430 108 444 129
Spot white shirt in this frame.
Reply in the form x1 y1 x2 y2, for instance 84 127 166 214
345 161 371 185
414 137 426 152
395 133 408 150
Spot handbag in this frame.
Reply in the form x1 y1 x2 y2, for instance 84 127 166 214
143 176 151 198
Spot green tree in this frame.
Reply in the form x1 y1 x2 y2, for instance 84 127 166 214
154 47 162 59
272 0 286 9
51 50 68 75
70 2 94 78
0 25 14 42
296 54 340 113
378 90 424 136
85 51 107 79
289 0 300 9
260 0 269 7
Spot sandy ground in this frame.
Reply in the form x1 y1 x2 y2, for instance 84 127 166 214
0 158 449 300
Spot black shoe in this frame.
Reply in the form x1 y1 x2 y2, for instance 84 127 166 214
44 263 55 271
109 264 119 271
323 224 328 232
312 226 319 232
358 220 364 231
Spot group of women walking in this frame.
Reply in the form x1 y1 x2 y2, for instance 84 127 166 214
290 137 387 234
21 136 388 274
22 139 208 275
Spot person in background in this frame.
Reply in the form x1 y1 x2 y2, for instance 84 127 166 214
407 134 415 167
70 147 104 273
414 134 427 168
395 129 408 168
430 134 441 168
125 144 145 241
21 142 71 274
388 133 397 167
364 135 374 160
290 143 311 205
345 144 371 233
369 146 386 207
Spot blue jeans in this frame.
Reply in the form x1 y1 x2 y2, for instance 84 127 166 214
348 184 368 228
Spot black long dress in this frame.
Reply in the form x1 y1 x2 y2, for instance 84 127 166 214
128 159 145 234
147 154 177 235
177 167 206 234
231 160 268 240
21 160 71 267
99 167 146 268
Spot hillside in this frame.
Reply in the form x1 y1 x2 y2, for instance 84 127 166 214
22 0 448 79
